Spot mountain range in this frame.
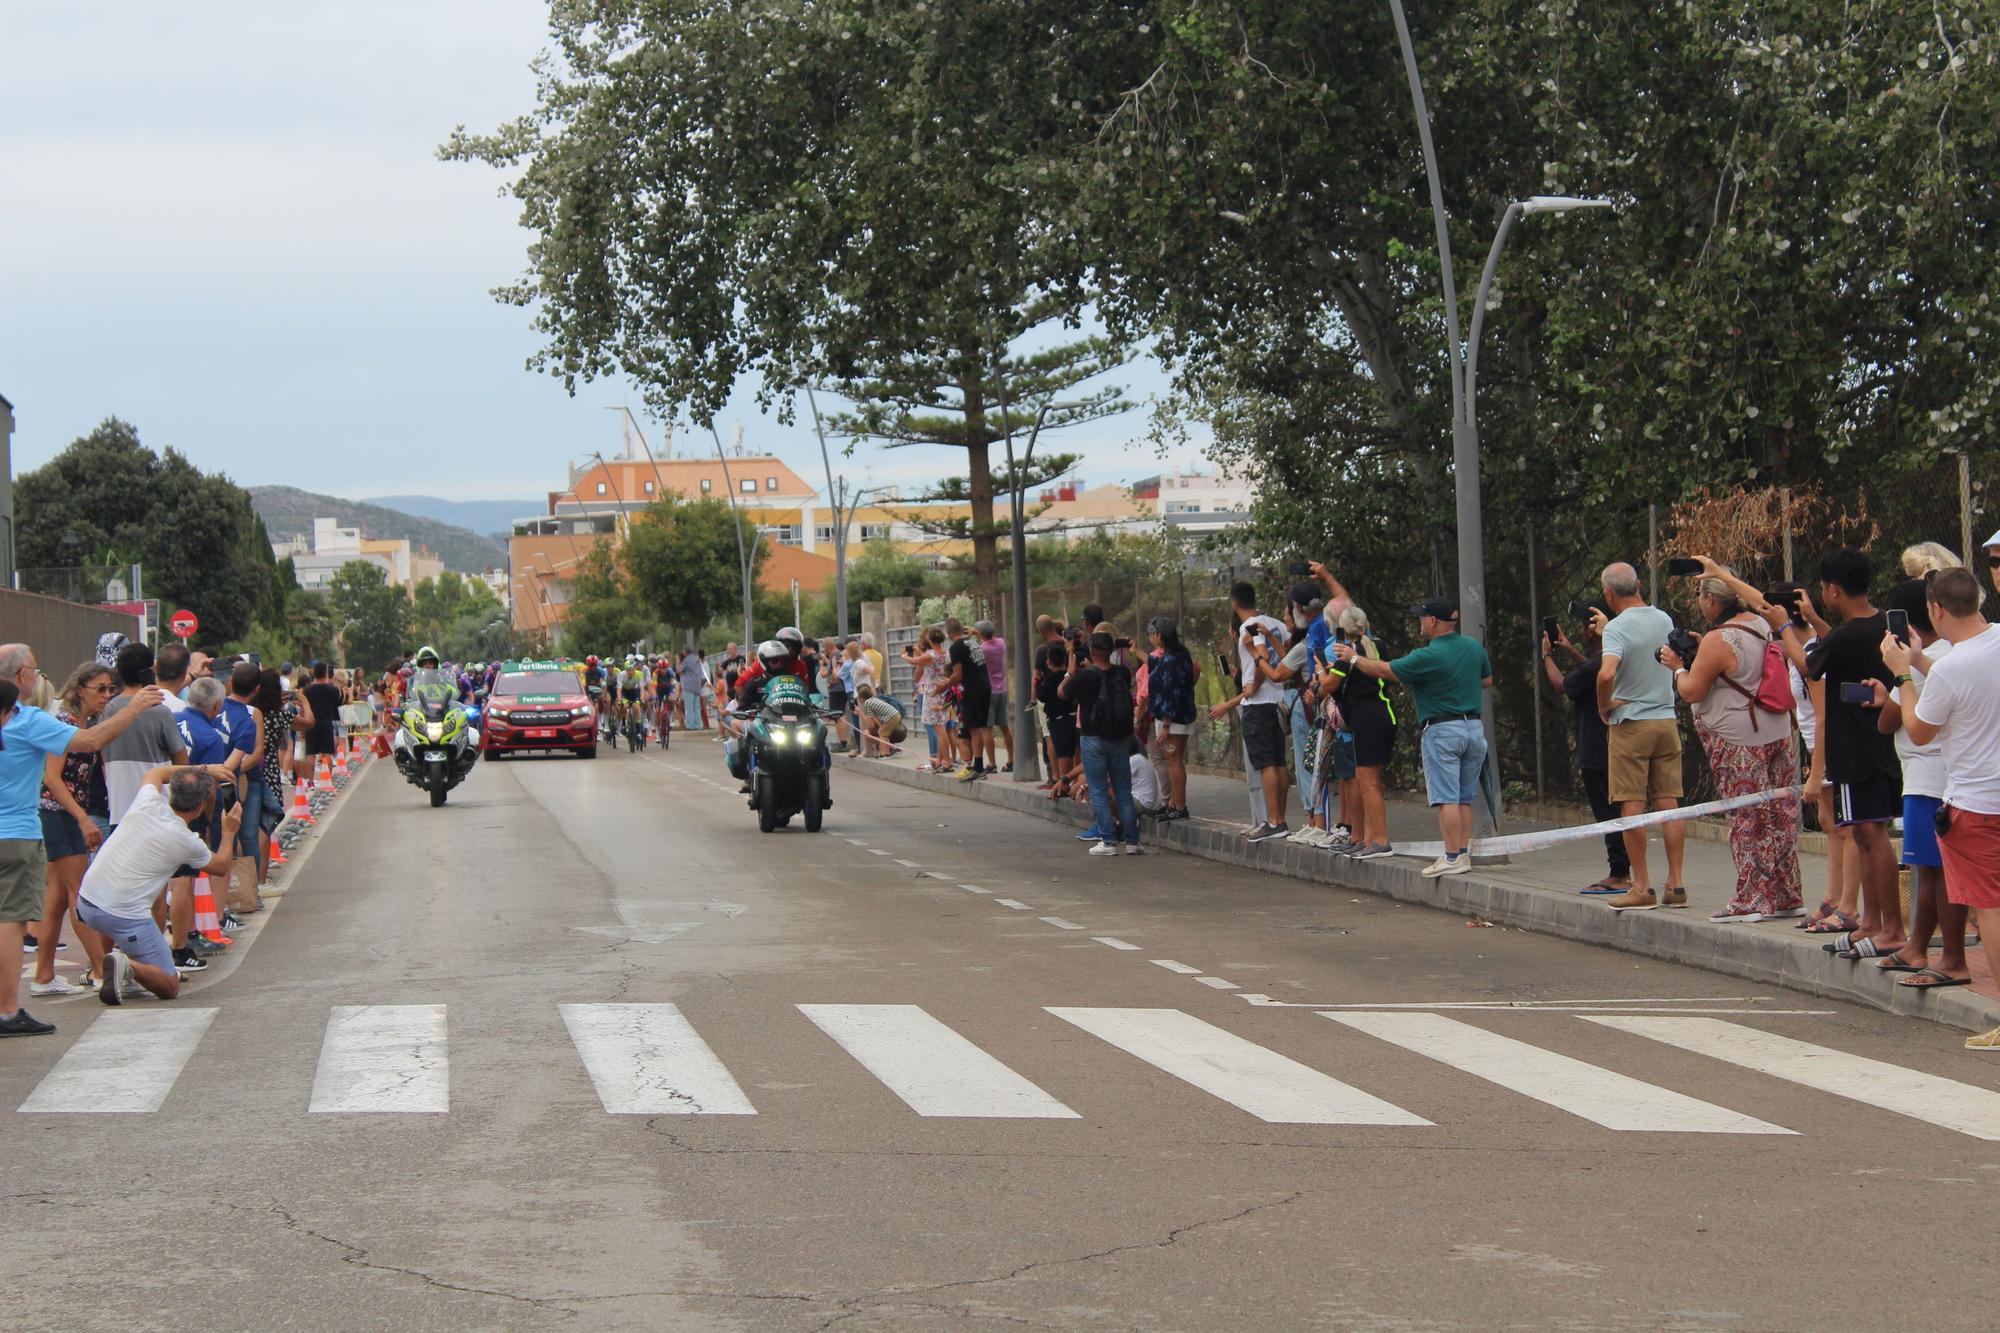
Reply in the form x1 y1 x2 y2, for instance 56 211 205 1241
361 494 543 542
248 486 508 575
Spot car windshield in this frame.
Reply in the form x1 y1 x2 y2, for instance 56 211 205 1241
498 672 576 697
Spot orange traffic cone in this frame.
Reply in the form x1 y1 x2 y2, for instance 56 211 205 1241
334 737 350 778
269 838 288 866
193 874 231 945
291 775 316 824
315 754 333 791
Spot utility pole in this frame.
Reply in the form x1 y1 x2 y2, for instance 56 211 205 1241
708 423 755 651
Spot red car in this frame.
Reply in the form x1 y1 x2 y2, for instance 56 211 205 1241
481 667 598 758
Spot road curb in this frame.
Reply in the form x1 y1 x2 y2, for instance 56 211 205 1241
837 756 2000 1035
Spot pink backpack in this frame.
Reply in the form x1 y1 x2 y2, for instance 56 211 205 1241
1715 622 1794 731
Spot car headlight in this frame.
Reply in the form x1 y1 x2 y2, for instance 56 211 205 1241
425 722 444 741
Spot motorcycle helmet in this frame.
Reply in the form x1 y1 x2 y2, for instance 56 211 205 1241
775 626 804 651
756 639 793 672
414 645 441 668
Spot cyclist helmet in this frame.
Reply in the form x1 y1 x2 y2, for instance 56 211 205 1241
756 639 793 672
586 654 600 667
775 626 804 651
414 645 441 668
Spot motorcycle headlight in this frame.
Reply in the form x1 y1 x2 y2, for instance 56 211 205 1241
425 722 445 741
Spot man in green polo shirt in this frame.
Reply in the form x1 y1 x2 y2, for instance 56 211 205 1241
1335 598 1492 877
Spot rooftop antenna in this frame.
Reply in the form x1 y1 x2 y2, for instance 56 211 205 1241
732 421 745 457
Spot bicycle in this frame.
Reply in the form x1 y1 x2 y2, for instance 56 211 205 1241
627 705 647 753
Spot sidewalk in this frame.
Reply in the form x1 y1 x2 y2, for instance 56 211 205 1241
838 736 2000 1035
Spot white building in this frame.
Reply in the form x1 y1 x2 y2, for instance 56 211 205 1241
1132 468 1254 537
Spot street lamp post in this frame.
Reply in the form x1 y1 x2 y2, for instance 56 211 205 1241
707 424 756 652
1386 0 1612 834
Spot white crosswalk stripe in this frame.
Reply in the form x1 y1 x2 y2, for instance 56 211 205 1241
309 1004 449 1113
798 1003 1078 1118
1328 1012 1792 1134
1588 1016 2000 1141
1049 1007 1429 1126
17 1010 218 1114
561 1003 756 1115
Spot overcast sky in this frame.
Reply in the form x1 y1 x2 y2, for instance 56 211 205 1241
1 2 1202 503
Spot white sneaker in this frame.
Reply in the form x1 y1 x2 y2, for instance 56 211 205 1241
28 976 85 997
1708 909 1762 924
1324 827 1354 849
1421 854 1469 878
1088 840 1120 857
1122 843 1142 856
1292 827 1323 847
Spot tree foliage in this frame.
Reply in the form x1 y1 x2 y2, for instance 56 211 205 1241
621 495 767 637
560 545 656 655
16 417 280 644
328 561 412 670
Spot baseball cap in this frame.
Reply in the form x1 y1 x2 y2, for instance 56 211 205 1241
1289 581 1320 609
1410 597 1459 622
1983 527 2000 549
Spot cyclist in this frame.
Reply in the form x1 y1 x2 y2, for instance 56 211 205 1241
652 656 678 738
617 657 646 732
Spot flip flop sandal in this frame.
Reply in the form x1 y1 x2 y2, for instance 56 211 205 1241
1810 913 1861 937
1897 968 1972 989
1875 957 1929 972
1797 900 1838 929
1579 880 1627 896
1837 938 1891 960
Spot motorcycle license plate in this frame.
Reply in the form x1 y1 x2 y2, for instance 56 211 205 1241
424 750 448 762
526 728 556 739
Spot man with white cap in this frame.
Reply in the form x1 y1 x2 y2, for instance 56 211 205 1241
1985 527 2000 599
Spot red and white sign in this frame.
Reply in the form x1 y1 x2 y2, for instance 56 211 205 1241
169 609 200 640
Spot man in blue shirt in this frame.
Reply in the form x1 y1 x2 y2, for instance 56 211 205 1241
0 642 165 1037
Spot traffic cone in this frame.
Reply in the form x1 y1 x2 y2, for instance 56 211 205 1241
291 775 316 824
193 874 231 945
316 754 333 791
335 737 350 778
269 838 288 866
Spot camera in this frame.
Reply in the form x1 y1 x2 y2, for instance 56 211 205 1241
1566 600 1591 622
1287 560 1311 577
1663 627 1701 666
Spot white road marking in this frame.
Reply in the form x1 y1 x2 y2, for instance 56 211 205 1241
957 884 989 894
309 1005 449 1113
1329 1012 1791 1135
893 859 921 868
994 899 1031 910
867 849 891 856
1094 937 1140 951
1040 917 1086 930
845 839 869 846
1590 1016 2000 1141
1196 977 1240 990
798 1004 1078 1118
18 1010 218 1114
922 872 952 881
1048 1007 1429 1126
1152 960 1202 975
560 1003 756 1115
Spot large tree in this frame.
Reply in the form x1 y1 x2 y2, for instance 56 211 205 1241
621 495 766 640
16 417 281 643
443 0 1130 604
328 561 412 670
560 545 656 655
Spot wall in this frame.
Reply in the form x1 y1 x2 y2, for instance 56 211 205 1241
0 588 144 679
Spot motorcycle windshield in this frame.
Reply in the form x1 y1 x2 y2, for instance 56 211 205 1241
411 671 457 714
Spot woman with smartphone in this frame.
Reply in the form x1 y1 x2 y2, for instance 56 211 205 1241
1660 567 1805 923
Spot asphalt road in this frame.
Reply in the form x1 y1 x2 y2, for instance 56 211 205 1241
6 737 1999 1331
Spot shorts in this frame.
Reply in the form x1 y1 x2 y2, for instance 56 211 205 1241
1349 710 1396 769
1419 718 1487 807
1155 719 1195 738
41 807 91 861
990 692 1010 726
1902 795 1943 867
0 839 47 922
1833 773 1899 827
960 692 992 731
1940 807 2000 909
621 690 642 704
78 898 176 972
1049 713 1079 760
1241 702 1285 772
1607 718 1683 804
828 689 849 712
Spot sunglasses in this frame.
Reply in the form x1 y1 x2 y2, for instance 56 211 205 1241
1988 555 2000 569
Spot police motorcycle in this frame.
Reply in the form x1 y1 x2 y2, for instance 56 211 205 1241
725 641 834 833
392 661 480 807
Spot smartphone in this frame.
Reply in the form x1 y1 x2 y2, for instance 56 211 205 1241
1540 615 1559 642
1838 681 1877 705
1567 600 1590 621
1665 557 1706 577
1885 609 1910 643
1287 561 1311 577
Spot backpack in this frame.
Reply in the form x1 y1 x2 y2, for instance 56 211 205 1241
1715 621 1795 732
1090 665 1135 740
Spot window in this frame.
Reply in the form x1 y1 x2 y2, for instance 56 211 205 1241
595 482 607 496
740 478 757 494
700 478 712 493
643 480 655 495
765 477 778 491
814 525 834 545
859 523 890 541
774 525 799 545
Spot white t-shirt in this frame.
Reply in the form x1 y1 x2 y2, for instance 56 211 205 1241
1236 615 1290 706
1914 624 2000 815
1129 752 1159 808
1790 659 1816 753
1894 638 1951 801
80 783 213 918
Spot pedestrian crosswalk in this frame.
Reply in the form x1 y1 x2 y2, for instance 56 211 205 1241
14 1004 2000 1140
